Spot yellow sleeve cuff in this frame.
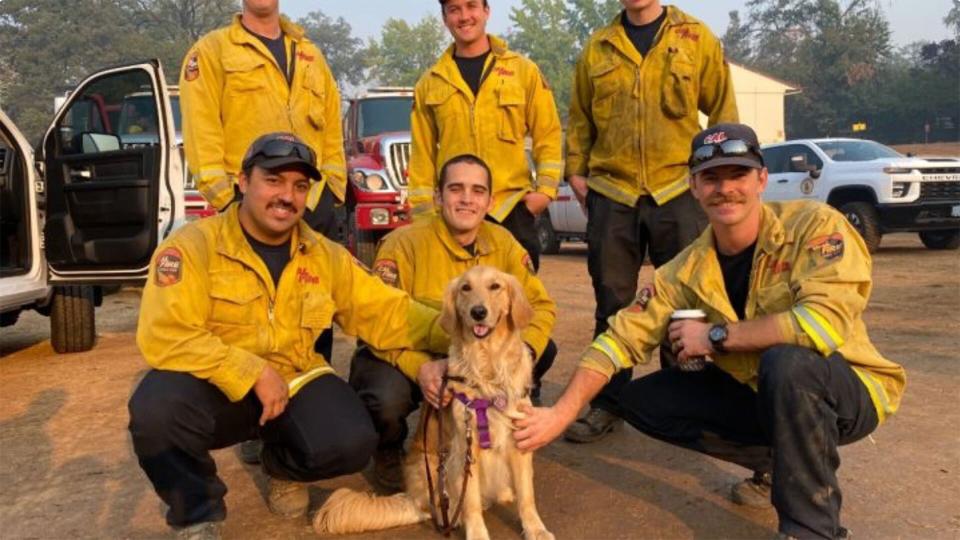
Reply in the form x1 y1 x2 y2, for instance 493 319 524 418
208 348 266 402
578 347 617 380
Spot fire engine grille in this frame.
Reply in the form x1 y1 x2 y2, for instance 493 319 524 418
920 181 960 200
386 142 411 187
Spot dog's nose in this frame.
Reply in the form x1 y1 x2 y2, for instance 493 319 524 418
469 305 488 321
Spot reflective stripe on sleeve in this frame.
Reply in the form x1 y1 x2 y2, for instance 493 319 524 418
791 305 845 355
490 189 529 222
588 333 631 369
851 366 892 423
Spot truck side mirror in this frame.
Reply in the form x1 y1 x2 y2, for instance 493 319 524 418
790 154 821 178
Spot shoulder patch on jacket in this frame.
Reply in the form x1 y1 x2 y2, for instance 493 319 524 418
184 52 200 82
155 247 183 286
373 259 399 286
521 253 536 275
626 283 656 313
806 232 844 263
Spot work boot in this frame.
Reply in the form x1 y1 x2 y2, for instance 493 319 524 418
174 521 222 540
266 477 309 518
563 407 623 443
238 439 262 465
373 447 405 493
730 471 773 508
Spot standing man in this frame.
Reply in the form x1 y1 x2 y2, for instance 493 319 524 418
356 154 557 491
563 0 739 443
514 123 906 540
408 0 564 271
128 133 450 539
180 0 346 237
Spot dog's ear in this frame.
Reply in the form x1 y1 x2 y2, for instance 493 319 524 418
439 277 461 336
505 274 534 331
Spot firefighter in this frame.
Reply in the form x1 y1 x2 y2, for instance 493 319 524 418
408 0 563 271
179 0 346 238
563 0 740 444
514 123 906 540
128 133 449 539
354 154 557 491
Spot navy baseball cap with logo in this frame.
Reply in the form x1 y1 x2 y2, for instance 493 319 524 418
241 132 321 181
688 123 765 175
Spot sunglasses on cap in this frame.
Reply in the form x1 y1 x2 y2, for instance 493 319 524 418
242 138 317 171
689 139 763 169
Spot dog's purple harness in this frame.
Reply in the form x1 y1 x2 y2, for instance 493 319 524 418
452 392 507 449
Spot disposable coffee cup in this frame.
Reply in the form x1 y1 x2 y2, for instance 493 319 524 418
670 309 709 372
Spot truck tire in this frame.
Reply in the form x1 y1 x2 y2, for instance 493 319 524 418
347 210 378 267
919 229 960 250
839 202 882 253
537 213 561 255
0 309 20 327
50 285 96 353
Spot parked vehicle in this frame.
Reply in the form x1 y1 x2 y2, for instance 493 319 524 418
536 181 587 254
0 60 184 352
341 88 413 265
761 138 960 252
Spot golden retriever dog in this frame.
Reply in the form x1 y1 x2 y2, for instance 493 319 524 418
314 265 554 540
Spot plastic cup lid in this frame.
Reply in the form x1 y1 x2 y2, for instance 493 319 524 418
671 309 707 320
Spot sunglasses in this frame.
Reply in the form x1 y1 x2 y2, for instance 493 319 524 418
243 138 317 170
689 139 763 169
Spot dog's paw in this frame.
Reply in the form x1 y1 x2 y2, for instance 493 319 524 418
523 528 555 540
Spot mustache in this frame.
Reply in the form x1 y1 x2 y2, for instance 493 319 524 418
268 200 296 212
707 193 747 205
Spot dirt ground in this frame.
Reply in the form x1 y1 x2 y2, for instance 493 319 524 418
1 234 959 539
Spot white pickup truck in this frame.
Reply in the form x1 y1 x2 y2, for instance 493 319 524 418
760 138 960 252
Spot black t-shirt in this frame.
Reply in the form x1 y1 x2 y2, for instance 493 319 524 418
462 241 477 256
621 8 667 57
242 227 291 287
245 26 290 84
717 241 757 321
454 50 491 97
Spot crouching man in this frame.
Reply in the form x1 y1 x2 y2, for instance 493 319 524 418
514 123 906 539
128 133 449 539
352 154 558 491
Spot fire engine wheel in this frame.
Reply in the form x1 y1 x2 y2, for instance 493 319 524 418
919 229 960 250
50 285 96 353
536 213 561 255
839 202 881 253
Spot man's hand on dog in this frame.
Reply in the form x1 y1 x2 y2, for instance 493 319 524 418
418 359 452 409
513 404 576 452
254 364 289 426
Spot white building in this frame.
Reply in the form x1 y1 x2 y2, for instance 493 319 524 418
700 62 800 144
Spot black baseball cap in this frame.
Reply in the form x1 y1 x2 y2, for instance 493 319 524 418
688 123 765 175
241 132 321 181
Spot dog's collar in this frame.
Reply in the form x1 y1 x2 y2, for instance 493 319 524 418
451 391 507 449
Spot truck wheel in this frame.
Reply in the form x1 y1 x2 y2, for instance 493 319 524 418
840 202 882 253
919 229 960 250
347 210 378 267
50 285 96 353
0 309 20 327
537 213 561 255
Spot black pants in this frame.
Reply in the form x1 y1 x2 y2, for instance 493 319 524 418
586 189 707 413
491 202 541 271
618 345 878 539
128 370 377 528
349 341 557 450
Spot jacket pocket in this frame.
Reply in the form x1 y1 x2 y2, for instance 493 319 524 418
497 83 526 143
302 65 326 130
300 290 335 354
223 56 268 94
589 59 621 123
662 49 696 119
424 83 458 126
208 273 263 325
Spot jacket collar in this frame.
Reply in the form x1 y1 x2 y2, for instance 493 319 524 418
430 215 495 260
597 6 688 64
431 34 515 88
228 13 305 46
216 204 320 263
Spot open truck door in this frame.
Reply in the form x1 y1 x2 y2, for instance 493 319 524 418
38 60 183 352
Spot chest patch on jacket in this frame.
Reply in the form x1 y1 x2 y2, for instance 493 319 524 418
297 267 320 284
155 248 183 286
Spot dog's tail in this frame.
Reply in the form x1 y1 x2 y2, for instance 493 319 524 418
313 488 428 534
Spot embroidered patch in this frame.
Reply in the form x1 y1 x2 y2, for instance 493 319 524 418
296 51 315 62
495 67 515 77
297 267 319 284
155 247 183 286
676 27 700 42
626 284 656 313
373 259 399 286
521 253 536 275
769 259 792 274
806 233 845 262
704 131 728 145
183 53 199 82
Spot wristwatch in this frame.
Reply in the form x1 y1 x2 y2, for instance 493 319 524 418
708 323 729 354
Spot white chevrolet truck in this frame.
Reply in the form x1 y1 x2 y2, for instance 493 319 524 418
761 138 960 252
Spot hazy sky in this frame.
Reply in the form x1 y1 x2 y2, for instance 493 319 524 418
282 0 954 47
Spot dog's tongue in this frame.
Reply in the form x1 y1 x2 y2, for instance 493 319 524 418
473 324 491 338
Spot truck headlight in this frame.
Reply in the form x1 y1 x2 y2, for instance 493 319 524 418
883 167 914 174
370 208 390 225
891 182 911 197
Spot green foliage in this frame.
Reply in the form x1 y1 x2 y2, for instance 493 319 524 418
365 16 447 87
298 10 367 87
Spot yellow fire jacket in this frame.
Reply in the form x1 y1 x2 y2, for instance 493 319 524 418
580 201 906 422
408 35 564 222
369 216 556 381
566 8 738 206
136 206 449 402
179 15 346 211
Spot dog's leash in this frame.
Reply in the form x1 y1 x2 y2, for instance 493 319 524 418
423 374 473 536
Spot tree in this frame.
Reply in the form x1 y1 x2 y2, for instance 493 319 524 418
365 16 446 87
562 0 621 49
946 0 960 38
721 10 752 64
0 57 15 109
298 10 367 88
